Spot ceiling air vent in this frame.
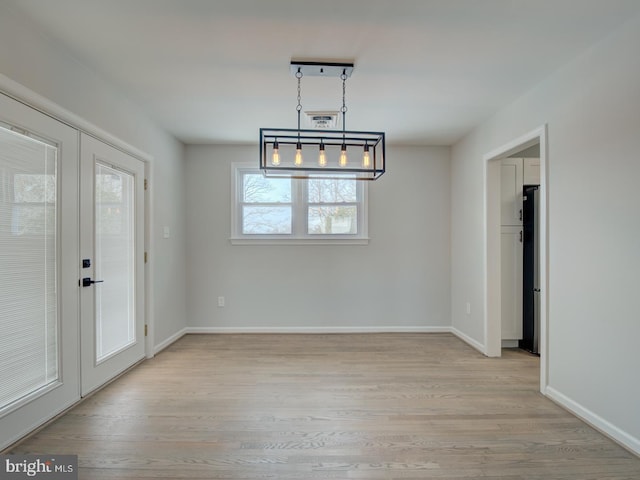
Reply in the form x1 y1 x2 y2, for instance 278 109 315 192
304 111 339 129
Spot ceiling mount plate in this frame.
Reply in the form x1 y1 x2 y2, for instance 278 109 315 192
304 111 340 129
290 61 354 78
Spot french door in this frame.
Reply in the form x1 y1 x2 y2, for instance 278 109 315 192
0 92 80 449
0 93 145 449
80 134 145 396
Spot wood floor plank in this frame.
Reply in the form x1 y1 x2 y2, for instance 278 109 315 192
8 333 640 479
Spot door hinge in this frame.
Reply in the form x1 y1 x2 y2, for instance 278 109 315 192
144 178 148 190
144 251 148 263
144 324 148 337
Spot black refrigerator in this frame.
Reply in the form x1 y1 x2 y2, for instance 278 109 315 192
520 185 540 354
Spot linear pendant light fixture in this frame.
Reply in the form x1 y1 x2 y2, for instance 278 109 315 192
260 61 385 180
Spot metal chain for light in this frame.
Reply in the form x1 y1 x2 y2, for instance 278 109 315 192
338 70 349 167
341 70 348 134
294 68 303 165
296 69 302 132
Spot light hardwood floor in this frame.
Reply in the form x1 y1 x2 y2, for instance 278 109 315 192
9 333 640 479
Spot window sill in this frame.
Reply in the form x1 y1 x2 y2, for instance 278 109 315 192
230 237 369 246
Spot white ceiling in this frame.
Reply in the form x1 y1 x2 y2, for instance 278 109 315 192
7 0 640 145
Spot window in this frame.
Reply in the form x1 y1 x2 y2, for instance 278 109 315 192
12 173 56 236
231 164 368 244
0 125 59 413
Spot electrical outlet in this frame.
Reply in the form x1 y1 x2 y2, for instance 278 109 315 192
217 296 225 308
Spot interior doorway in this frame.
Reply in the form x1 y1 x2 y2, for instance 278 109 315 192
483 125 548 394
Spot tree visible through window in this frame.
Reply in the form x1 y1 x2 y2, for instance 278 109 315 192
308 177 357 234
242 173 291 234
232 165 368 242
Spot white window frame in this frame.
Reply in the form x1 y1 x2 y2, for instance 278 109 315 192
231 163 368 245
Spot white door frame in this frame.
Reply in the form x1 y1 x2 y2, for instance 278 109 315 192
483 125 548 394
144 161 155 359
0 75 155 363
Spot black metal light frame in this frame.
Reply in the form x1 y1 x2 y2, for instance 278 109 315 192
259 61 386 181
260 128 385 180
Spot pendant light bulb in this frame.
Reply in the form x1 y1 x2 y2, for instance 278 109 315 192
272 140 280 166
318 142 327 167
339 143 348 167
294 142 303 166
362 144 371 168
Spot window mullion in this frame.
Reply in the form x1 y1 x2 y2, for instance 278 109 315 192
358 182 366 237
292 178 306 237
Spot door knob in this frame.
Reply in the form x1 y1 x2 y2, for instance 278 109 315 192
81 277 104 287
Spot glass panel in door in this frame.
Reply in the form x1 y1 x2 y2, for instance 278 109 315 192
95 163 136 362
0 127 59 409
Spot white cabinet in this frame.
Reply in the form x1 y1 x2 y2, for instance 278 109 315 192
501 159 523 226
501 157 540 226
523 158 540 185
500 157 538 342
501 226 523 340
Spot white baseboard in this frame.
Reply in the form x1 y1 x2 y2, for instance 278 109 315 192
546 386 640 457
153 327 188 355
450 327 486 355
185 326 452 334
175 325 488 359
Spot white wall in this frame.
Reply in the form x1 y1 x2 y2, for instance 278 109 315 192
0 4 187 350
451 14 640 452
186 145 450 331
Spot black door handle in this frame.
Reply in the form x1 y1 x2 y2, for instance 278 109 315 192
81 277 104 287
